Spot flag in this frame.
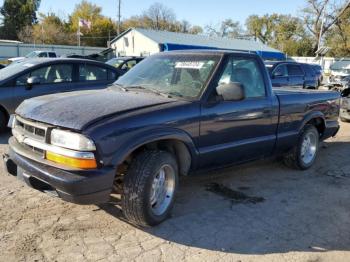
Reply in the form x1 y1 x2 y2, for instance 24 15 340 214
79 19 92 29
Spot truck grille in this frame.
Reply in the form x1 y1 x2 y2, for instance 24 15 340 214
16 120 45 139
13 116 51 157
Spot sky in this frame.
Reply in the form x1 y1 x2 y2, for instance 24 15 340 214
1 0 307 28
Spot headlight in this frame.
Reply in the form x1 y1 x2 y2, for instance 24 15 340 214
50 129 96 151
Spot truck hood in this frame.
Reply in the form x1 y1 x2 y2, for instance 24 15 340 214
8 57 25 62
16 87 176 130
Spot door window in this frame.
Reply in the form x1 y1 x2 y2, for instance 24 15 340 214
287 64 304 76
38 52 48 57
218 57 266 98
16 64 73 86
120 60 137 71
79 64 108 81
272 64 288 77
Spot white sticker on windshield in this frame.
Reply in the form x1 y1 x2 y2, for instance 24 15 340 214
175 61 204 69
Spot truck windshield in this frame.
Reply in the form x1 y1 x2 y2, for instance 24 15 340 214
25 51 39 58
114 54 220 99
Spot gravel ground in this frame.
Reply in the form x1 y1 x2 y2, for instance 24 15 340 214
1 122 350 262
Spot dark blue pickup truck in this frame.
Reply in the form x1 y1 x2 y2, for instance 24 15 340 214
4 50 340 226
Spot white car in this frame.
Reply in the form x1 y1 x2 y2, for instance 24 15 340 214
8 51 58 63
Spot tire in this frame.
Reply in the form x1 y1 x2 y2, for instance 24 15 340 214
283 125 319 170
0 111 8 133
122 150 178 227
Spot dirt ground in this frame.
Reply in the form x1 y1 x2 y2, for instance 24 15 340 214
1 122 350 262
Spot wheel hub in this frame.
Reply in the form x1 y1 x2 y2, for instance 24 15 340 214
301 132 317 165
149 164 176 216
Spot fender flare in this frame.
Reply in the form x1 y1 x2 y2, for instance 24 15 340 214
110 127 199 169
298 111 326 133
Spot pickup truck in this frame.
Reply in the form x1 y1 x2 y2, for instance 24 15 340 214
8 51 58 63
3 50 340 226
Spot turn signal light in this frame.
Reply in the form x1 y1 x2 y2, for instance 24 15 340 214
46 151 97 169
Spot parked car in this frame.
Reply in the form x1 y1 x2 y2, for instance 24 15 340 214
8 51 58 63
310 64 323 86
329 62 350 83
0 58 121 131
4 50 340 226
340 88 350 122
265 61 318 89
106 56 144 73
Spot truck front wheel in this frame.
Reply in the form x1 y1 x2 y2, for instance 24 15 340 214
122 150 178 226
283 125 319 170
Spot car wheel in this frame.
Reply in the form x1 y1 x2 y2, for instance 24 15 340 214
0 111 8 133
283 125 319 170
122 150 178 226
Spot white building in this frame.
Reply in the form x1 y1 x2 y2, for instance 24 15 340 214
110 28 285 60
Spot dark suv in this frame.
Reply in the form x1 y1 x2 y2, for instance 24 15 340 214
266 61 318 89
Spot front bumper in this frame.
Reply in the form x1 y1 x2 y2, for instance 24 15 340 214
3 137 115 205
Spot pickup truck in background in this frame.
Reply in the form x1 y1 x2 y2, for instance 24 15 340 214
266 61 319 89
4 50 340 226
8 51 58 63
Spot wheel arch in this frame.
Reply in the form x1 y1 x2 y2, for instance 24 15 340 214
299 111 326 137
0 104 9 120
112 129 199 176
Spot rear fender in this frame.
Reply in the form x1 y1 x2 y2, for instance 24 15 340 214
298 111 325 133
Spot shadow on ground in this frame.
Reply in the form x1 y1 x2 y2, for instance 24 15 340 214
100 140 350 254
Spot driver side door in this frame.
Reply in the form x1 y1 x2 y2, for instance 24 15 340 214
199 55 278 168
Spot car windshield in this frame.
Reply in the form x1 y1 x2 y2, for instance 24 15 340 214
106 58 125 68
114 54 220 99
0 61 36 81
25 51 39 58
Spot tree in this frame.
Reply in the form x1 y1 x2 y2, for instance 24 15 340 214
122 3 203 35
301 0 350 50
325 6 350 56
143 2 176 31
245 14 279 44
68 1 117 47
245 14 314 56
0 0 40 40
206 19 243 38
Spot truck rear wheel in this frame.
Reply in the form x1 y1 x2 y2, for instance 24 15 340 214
283 125 319 170
122 150 178 226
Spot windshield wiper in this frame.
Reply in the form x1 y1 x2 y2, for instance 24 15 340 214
167 91 184 98
126 85 170 98
112 83 129 92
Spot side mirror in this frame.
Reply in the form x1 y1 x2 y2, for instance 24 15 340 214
26 76 40 89
216 82 245 101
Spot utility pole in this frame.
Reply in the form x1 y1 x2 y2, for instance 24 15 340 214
117 0 121 35
317 3 327 52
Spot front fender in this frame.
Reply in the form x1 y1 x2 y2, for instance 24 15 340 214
109 127 199 169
